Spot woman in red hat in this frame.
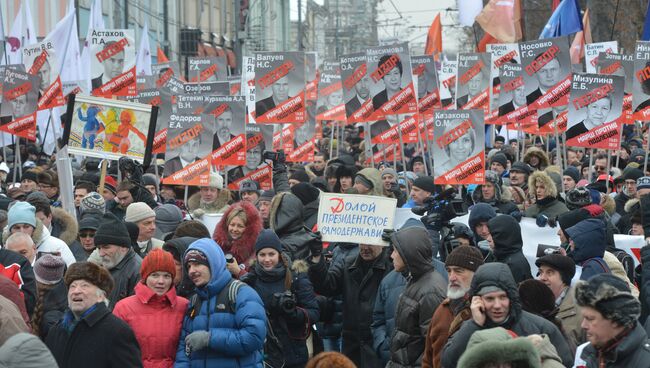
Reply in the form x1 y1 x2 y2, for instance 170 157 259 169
113 248 189 368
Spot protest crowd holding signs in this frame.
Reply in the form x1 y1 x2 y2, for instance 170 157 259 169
8 0 650 367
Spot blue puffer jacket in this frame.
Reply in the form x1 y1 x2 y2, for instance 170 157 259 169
174 239 267 368
371 270 406 366
566 218 610 281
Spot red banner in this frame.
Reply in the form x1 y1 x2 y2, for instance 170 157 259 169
211 134 246 166
152 128 167 154
435 152 485 185
566 121 621 150
256 93 305 123
92 66 137 97
228 164 273 190
37 76 64 110
162 158 210 186
0 112 36 141
532 75 571 110
369 82 418 120
372 115 419 145
287 139 316 162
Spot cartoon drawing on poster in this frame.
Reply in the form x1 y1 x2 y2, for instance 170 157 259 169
340 52 373 123
433 109 485 184
519 36 571 109
439 60 457 109
566 73 624 150
90 29 136 97
455 53 490 113
124 88 171 154
254 51 306 123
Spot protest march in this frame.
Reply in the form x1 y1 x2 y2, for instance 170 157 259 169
5 0 650 367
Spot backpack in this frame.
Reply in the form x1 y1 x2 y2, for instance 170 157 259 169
187 278 245 319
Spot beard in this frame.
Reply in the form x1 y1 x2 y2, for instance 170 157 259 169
447 285 470 300
100 250 127 270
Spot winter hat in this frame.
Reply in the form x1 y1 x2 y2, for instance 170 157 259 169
354 173 374 190
254 229 284 255
140 248 176 281
381 168 398 178
34 254 66 285
7 185 26 200
259 189 276 202
575 273 640 327
306 352 357 368
80 192 105 214
78 215 100 231
291 182 320 205
64 261 114 296
155 204 183 235
637 176 650 191
565 186 592 209
104 176 117 195
7 201 36 230
289 170 310 184
142 173 159 189
510 161 531 175
184 249 209 268
490 153 508 169
563 166 580 183
310 177 328 192
412 176 435 193
630 149 646 164
0 162 9 174
518 279 558 319
557 208 591 240
409 156 424 171
94 213 131 248
445 246 484 272
125 202 156 223
21 170 39 183
495 135 506 143
239 179 260 193
535 254 576 286
623 167 644 182
207 172 224 189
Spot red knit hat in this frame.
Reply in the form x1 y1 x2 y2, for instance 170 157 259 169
140 249 176 281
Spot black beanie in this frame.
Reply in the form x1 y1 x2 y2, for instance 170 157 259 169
290 170 310 183
124 222 140 248
291 182 320 205
535 254 576 286
412 176 435 193
562 166 580 183
490 153 508 169
94 213 132 248
557 208 590 239
21 170 39 183
255 229 283 255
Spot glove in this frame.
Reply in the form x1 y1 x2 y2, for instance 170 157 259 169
309 233 323 257
389 182 401 196
547 216 557 228
185 331 210 356
536 214 549 227
381 229 395 243
509 210 522 222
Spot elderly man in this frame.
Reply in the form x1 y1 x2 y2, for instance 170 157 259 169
4 232 37 265
125 202 163 257
187 173 230 218
94 213 142 309
422 246 484 368
45 261 142 367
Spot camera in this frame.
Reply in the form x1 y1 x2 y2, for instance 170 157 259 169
118 157 143 183
273 291 296 313
225 254 235 263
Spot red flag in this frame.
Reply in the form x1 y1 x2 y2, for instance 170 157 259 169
157 46 169 62
552 0 561 11
424 14 442 59
570 8 591 64
477 33 499 52
475 0 523 43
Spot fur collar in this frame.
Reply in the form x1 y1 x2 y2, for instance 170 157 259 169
2 218 45 245
624 198 640 213
51 207 79 246
187 190 231 215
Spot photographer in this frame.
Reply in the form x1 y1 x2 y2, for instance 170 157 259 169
265 150 290 194
241 230 319 368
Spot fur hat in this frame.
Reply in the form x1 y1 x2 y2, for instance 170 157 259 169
575 273 640 327
306 352 357 368
64 261 114 296
528 171 557 199
565 186 592 210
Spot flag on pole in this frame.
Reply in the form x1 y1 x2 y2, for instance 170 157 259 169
643 1 650 40
570 8 592 64
424 14 442 59
539 0 582 39
157 46 169 62
475 0 523 43
4 0 37 65
43 8 82 82
136 21 152 76
477 33 499 52
458 0 484 27
80 0 105 93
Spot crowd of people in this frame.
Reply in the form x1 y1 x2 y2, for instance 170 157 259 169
1 126 650 368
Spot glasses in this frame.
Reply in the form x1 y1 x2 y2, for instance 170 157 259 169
594 166 606 171
40 184 54 189
79 232 95 238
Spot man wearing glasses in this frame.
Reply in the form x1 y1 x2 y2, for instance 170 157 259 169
70 216 100 262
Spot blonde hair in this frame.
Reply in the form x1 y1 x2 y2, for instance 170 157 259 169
227 207 247 226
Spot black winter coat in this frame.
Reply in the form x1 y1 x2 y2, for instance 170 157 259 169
242 259 320 368
488 215 533 284
581 323 650 367
107 249 142 310
640 245 650 322
271 192 322 261
0 249 36 315
309 248 393 368
45 302 143 368
38 280 68 340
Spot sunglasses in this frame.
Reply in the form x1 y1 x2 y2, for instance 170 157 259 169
79 232 95 238
594 166 606 171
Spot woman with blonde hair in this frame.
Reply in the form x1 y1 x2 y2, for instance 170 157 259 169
213 200 263 277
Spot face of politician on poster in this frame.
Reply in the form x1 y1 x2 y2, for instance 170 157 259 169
272 75 290 104
446 124 475 164
102 43 125 80
513 83 526 106
38 59 52 92
246 144 263 170
295 122 313 146
467 71 484 97
355 74 371 100
327 88 343 108
215 109 233 142
380 54 403 94
535 56 561 90
10 94 29 118
179 134 200 163
585 96 612 126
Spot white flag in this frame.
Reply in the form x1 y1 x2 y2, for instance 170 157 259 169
4 0 37 65
41 10 81 83
136 21 152 76
457 0 483 27
80 0 105 93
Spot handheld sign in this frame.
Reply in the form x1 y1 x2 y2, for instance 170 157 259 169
598 53 633 124
227 123 274 189
23 41 65 110
455 52 491 115
316 61 346 122
487 43 520 123
203 95 246 166
254 51 306 123
411 54 442 116
585 41 617 73
439 60 458 109
496 63 539 133
90 29 136 97
188 56 228 82
0 68 39 140
633 41 650 121
340 52 373 123
318 193 397 246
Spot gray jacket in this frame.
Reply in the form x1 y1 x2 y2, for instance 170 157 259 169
107 249 142 310
581 323 650 368
0 333 58 368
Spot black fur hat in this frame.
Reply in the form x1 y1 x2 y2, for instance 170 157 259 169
575 273 640 327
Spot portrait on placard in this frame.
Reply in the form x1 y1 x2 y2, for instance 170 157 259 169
487 43 519 121
188 56 228 82
23 42 64 109
584 41 618 74
340 52 373 123
0 68 40 140
227 123 273 184
162 116 212 185
316 61 345 122
287 117 317 163
371 114 417 145
152 61 181 88
455 53 490 113
305 52 319 101
519 36 571 109
202 96 246 167
598 53 633 124
90 29 136 97
439 60 457 109
254 51 306 123
411 54 441 114
633 41 650 120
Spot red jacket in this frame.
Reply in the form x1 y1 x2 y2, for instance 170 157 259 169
113 282 189 368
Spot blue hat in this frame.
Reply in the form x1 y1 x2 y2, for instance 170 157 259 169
8 201 36 230
255 229 283 255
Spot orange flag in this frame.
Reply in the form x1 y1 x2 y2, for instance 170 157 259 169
477 33 500 52
570 8 591 64
475 0 523 43
157 46 170 62
424 14 442 59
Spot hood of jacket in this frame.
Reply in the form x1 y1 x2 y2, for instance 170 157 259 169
162 236 198 261
625 198 640 213
468 203 497 231
185 238 231 298
0 333 58 367
488 215 523 258
459 329 541 368
472 183 514 205
187 189 231 214
524 147 550 169
566 218 607 263
270 192 306 235
391 226 434 279
528 170 558 199
470 263 522 325
213 201 262 264
51 207 78 246
355 167 384 197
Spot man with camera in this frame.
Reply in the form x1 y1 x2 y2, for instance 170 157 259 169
409 176 436 207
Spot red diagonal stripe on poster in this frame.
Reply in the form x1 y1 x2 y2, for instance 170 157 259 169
435 152 485 185
228 164 273 191
211 134 246 166
0 112 37 141
37 76 64 110
92 66 137 97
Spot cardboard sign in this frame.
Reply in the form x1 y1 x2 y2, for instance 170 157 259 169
439 60 457 109
316 61 346 122
152 62 181 88
286 117 317 162
242 56 256 123
203 96 246 166
0 68 40 140
340 52 374 123
411 54 441 116
487 43 520 123
226 123 273 185
496 63 539 132
317 193 397 246
254 51 306 123
305 52 319 101
633 41 650 121
371 114 418 145
124 88 171 154
433 109 485 184
23 42 64 109
614 234 644 267
188 56 228 82
90 29 136 97
585 41 618 73
598 53 633 124
456 52 491 115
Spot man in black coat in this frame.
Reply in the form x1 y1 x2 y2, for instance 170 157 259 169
0 248 36 315
486 215 532 284
46 261 142 368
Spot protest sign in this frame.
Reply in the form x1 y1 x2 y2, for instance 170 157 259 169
598 53 633 124
188 56 228 82
519 36 572 110
585 41 618 73
411 55 441 115
340 52 374 123
90 29 136 97
287 117 317 162
227 123 273 188
228 76 241 96
63 94 156 163
633 41 650 121
455 52 491 115
254 51 306 123
487 43 520 122
124 88 171 154
0 68 40 140
365 142 402 165
203 95 246 166
433 109 485 184
365 43 417 120
152 61 181 88
160 76 186 96
614 234 644 267
136 75 155 91
305 52 318 101
371 114 418 145
316 61 346 122
439 60 457 109
183 81 230 96
22 41 64 109
242 56 256 123
318 192 397 246
566 73 624 149
272 123 293 152
496 63 539 132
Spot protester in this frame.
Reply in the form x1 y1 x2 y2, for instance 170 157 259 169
270 192 323 260
290 182 321 231
31 254 67 339
125 202 163 257
154 203 184 240
27 192 78 248
187 173 230 218
213 200 262 277
525 170 569 220
471 170 520 217
487 215 533 283
45 261 142 367
69 214 100 261
0 332 58 368
4 232 37 264
113 249 189 368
